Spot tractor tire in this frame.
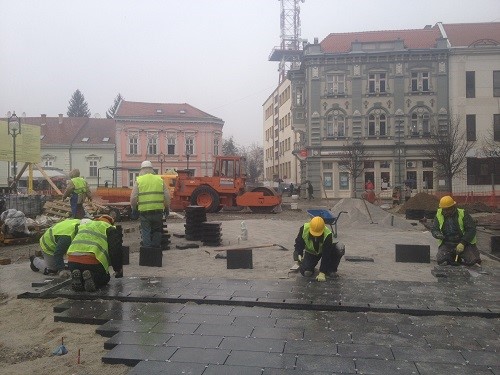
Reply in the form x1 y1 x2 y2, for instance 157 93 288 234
190 186 220 213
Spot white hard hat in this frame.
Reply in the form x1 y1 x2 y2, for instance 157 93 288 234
141 160 153 169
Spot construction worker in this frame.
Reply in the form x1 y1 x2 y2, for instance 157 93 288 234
130 160 170 248
30 218 90 277
62 169 92 219
293 216 345 282
67 215 123 292
431 195 481 266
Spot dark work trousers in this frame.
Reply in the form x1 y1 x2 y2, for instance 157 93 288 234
68 262 111 288
437 243 481 266
139 210 163 248
300 246 343 275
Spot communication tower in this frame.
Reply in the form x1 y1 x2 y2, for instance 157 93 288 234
269 0 304 83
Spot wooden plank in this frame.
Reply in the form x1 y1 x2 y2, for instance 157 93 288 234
33 163 63 195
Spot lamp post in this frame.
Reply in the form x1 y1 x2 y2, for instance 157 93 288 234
8 112 21 191
395 111 404 204
186 146 191 176
157 152 165 175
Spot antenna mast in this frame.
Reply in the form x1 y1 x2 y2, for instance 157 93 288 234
269 0 304 83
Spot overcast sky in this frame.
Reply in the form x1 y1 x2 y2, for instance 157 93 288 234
1 0 499 146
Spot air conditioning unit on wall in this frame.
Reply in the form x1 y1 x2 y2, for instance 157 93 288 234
406 161 416 168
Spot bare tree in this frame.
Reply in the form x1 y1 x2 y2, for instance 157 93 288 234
338 139 369 197
422 115 475 193
240 143 264 183
480 128 500 157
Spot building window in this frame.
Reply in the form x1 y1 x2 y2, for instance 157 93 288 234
43 159 53 167
128 171 139 187
89 160 98 177
368 73 386 93
467 157 500 185
466 71 475 98
466 115 476 141
326 74 345 95
410 109 431 136
296 87 304 106
147 135 158 155
339 172 349 190
494 114 500 141
494 71 500 97
186 138 194 155
368 113 386 136
411 72 430 92
128 135 138 155
323 162 333 169
213 138 219 155
422 160 433 168
423 171 434 189
167 136 176 155
323 172 333 189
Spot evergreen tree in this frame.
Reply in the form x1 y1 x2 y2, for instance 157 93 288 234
222 136 240 155
67 89 91 117
106 93 123 119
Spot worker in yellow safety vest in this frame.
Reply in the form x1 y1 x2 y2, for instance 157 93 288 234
431 195 481 266
67 215 123 292
130 161 170 248
62 169 92 219
293 216 345 282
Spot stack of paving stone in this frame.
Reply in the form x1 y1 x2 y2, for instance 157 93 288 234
111 225 127 264
161 215 171 250
184 206 206 241
201 221 222 247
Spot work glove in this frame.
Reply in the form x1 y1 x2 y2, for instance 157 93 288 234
316 272 326 282
433 232 445 240
455 243 465 254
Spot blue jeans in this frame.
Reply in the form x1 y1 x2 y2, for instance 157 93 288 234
140 210 163 248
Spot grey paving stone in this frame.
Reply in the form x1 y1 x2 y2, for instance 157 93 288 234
295 353 355 373
337 343 393 360
355 357 419 374
96 320 159 337
168 347 229 365
177 313 235 325
203 364 263 375
232 316 277 327
219 336 285 353
252 326 304 340
127 360 206 375
226 350 296 369
391 346 465 364
165 334 223 349
302 329 352 343
350 331 427 347
283 339 337 355
194 323 253 337
102 344 177 366
149 322 200 335
229 306 274 317
461 349 500 366
179 304 233 315
415 361 495 375
104 331 172 349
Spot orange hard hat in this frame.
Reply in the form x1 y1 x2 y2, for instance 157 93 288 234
309 216 325 237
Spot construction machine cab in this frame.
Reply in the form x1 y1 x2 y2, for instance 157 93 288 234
213 156 246 179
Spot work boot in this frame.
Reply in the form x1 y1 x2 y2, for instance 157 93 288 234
328 271 339 279
71 270 84 291
303 270 313 277
58 270 71 279
29 256 39 272
82 270 96 292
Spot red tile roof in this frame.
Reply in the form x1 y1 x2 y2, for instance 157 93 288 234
116 100 221 121
320 28 443 53
21 116 114 146
442 22 500 47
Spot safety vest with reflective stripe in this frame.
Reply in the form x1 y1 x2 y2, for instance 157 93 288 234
71 177 88 194
67 220 112 271
302 223 332 256
436 208 477 245
39 219 80 255
137 174 164 212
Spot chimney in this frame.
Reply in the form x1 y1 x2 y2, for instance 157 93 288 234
58 114 63 124
41 114 47 126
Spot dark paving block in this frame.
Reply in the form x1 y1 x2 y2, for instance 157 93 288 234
227 249 253 269
194 323 253 337
178 313 235 325
165 334 223 349
355 358 419 374
345 256 374 262
295 353 355 373
104 331 172 349
261 369 331 375
228 306 273 317
219 336 285 353
284 339 337 355
252 326 304 340
102 344 177 366
128 360 206 375
226 350 296 369
395 244 430 263
302 329 352 344
149 322 200 335
350 332 427 347
461 349 500 366
415 362 494 375
391 346 464 364
337 343 393 360
179 304 233 315
169 347 229 364
96 320 159 337
203 364 263 375
232 316 277 327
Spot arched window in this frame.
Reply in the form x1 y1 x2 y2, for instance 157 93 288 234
368 111 387 136
326 110 346 137
410 108 431 136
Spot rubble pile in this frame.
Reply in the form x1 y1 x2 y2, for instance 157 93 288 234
398 192 439 214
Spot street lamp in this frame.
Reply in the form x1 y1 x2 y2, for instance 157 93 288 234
157 152 166 175
8 112 21 190
185 146 192 175
395 109 405 203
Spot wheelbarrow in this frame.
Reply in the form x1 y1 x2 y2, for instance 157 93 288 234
307 209 347 238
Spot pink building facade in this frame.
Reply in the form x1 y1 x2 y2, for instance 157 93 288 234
115 101 224 187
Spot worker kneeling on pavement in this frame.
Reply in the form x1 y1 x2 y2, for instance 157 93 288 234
67 215 123 292
431 195 481 266
293 216 345 282
30 218 89 277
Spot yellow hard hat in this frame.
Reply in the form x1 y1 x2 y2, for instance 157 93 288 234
309 216 325 236
439 195 456 209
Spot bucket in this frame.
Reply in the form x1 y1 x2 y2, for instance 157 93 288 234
290 202 298 210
